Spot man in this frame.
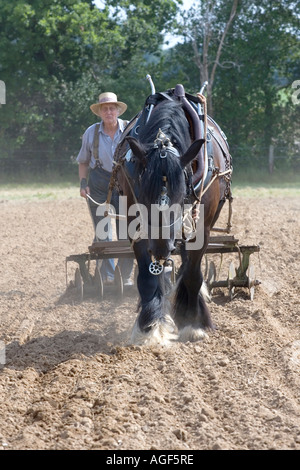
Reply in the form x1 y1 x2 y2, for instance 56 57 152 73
76 92 133 285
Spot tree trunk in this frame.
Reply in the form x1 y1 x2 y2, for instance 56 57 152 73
189 0 239 117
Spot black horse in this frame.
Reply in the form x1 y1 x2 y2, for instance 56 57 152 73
114 85 232 345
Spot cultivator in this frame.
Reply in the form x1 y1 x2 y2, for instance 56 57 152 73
204 235 260 300
65 201 260 302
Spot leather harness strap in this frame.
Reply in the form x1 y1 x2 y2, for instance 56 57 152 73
92 123 101 167
92 120 130 168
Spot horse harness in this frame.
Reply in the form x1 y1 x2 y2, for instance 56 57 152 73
108 86 232 215
92 120 130 169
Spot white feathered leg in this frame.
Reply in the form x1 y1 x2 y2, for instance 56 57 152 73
130 315 178 346
178 325 208 342
200 280 211 303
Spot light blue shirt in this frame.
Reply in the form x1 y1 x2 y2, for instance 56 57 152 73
76 119 126 172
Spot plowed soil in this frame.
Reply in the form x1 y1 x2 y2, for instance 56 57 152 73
0 189 299 450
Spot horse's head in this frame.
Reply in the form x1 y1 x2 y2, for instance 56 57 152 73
125 102 204 263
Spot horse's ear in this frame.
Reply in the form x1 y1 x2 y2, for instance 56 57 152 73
180 139 205 168
125 136 147 165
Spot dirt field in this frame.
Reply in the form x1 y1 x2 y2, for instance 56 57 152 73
0 188 299 451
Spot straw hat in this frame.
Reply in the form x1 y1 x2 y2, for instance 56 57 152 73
90 92 127 117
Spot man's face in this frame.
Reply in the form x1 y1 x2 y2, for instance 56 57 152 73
99 103 119 124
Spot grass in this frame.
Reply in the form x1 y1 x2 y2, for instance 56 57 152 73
0 170 299 201
232 185 300 198
231 169 300 197
0 181 79 201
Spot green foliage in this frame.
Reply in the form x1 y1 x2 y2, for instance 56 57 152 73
0 0 180 162
160 0 300 169
0 0 299 179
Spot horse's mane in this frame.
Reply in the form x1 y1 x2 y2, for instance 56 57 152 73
136 100 191 205
138 99 191 154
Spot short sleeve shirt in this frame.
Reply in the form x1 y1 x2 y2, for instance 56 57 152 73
76 119 126 172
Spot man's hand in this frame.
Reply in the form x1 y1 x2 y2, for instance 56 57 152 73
80 187 90 199
80 178 90 199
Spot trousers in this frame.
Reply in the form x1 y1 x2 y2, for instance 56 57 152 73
87 165 134 281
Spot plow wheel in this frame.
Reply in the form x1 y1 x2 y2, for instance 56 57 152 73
74 268 83 302
228 261 236 300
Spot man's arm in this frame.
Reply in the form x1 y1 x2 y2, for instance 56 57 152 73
79 162 90 198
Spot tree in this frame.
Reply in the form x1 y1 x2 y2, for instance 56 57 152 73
220 0 300 152
163 0 300 171
0 0 180 166
0 0 120 157
179 0 239 115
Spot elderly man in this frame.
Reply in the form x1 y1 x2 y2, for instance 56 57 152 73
76 92 133 285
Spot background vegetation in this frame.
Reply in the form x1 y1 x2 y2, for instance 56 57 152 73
0 0 299 182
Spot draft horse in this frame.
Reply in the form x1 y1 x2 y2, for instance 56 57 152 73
113 84 232 345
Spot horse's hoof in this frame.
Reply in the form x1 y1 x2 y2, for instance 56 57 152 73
130 316 178 347
178 326 208 343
